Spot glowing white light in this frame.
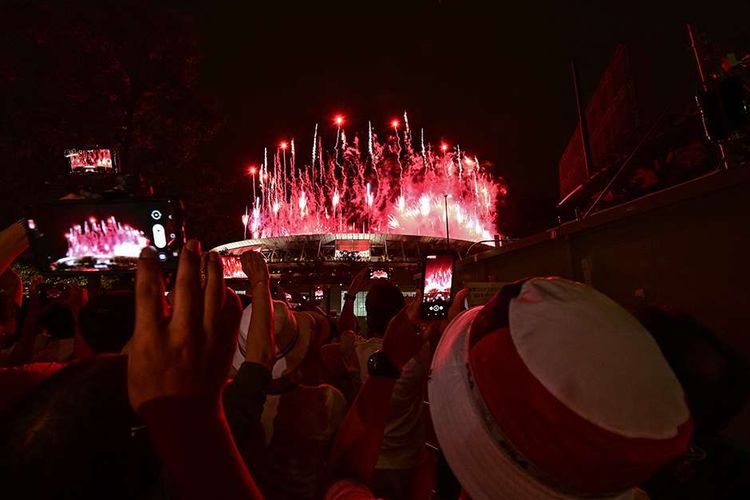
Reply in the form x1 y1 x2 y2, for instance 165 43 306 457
64 216 149 259
419 195 431 217
298 191 307 214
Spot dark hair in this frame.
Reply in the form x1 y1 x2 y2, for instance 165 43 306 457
0 355 162 499
636 305 750 438
365 280 405 337
39 303 76 340
238 293 252 310
78 291 135 353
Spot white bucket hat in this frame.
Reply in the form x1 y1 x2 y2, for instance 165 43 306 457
233 300 316 379
428 277 693 500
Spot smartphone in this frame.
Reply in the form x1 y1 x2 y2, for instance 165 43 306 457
420 251 456 320
367 268 392 280
221 255 246 279
220 248 265 279
26 198 184 273
65 147 118 174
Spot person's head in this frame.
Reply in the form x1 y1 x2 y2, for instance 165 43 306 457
429 277 693 500
39 303 76 340
636 305 750 439
365 280 405 338
233 300 323 385
78 291 136 353
0 269 23 342
0 355 162 499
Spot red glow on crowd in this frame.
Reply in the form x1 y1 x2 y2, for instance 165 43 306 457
241 115 503 242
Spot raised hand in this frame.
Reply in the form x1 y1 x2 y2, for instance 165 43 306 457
240 250 269 287
422 287 470 342
347 268 369 296
448 288 470 322
128 240 243 410
381 292 425 370
240 249 275 369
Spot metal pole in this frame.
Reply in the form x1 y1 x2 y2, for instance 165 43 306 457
687 24 707 85
443 194 450 246
242 206 248 240
687 23 729 170
571 59 593 177
583 108 668 218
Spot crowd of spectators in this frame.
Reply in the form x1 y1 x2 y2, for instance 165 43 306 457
0 218 748 500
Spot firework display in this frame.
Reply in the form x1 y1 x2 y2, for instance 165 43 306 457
242 114 504 242
51 216 148 271
368 268 392 280
221 255 247 279
420 252 455 320
65 148 115 173
422 253 454 303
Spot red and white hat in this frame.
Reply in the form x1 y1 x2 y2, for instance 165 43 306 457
428 277 693 500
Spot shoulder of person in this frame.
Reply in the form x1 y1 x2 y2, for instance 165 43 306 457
324 479 377 500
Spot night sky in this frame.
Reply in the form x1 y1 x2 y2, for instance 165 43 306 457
2 0 749 240
193 0 750 234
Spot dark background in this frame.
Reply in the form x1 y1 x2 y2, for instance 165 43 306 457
1 0 748 246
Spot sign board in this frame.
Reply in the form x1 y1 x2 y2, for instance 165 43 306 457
465 282 508 307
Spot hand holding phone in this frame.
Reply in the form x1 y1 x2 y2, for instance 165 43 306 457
221 255 246 279
240 250 269 286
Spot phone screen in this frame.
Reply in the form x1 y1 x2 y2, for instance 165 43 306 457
65 148 117 174
420 252 455 320
367 268 392 280
26 199 183 273
221 255 246 279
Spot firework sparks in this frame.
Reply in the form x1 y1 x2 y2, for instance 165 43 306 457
245 116 504 242
64 216 149 259
423 267 452 296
